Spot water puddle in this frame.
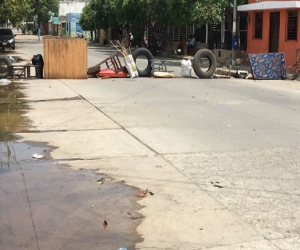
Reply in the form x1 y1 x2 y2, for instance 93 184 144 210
0 148 143 249
0 81 144 249
0 82 30 141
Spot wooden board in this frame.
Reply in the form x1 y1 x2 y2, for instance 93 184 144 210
44 37 87 79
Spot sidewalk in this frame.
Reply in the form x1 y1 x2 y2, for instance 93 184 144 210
18 78 281 250
2 37 300 249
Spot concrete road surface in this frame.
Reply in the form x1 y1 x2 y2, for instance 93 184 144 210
4 36 300 250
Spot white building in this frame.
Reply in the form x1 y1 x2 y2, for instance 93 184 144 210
59 0 90 16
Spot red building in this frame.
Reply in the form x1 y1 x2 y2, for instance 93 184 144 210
238 0 300 66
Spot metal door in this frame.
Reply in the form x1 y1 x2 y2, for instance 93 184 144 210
269 12 280 53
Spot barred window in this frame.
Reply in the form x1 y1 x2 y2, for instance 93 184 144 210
286 10 298 40
254 12 263 39
167 26 193 41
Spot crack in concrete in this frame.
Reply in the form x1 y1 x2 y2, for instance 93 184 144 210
22 96 82 104
19 167 40 250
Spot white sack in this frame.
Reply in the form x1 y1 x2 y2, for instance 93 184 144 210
124 55 138 78
180 59 192 77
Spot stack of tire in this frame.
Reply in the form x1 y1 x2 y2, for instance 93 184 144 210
131 48 216 79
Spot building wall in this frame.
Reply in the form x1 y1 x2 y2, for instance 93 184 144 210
278 10 300 66
59 1 89 16
66 13 80 37
246 0 300 66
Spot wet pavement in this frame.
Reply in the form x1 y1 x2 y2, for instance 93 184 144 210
0 82 30 141
0 82 143 250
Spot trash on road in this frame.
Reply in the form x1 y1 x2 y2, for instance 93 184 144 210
32 153 45 159
0 79 11 86
137 189 148 198
152 72 177 78
213 184 223 188
136 189 154 197
97 178 106 185
124 54 138 78
87 63 101 75
233 70 249 78
98 68 128 78
103 220 108 229
211 181 223 188
88 50 129 79
180 59 192 77
111 41 138 78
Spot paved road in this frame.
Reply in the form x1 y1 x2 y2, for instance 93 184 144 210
6 37 300 249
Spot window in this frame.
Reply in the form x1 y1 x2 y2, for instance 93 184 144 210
167 26 193 41
0 29 13 35
286 10 298 40
254 12 263 39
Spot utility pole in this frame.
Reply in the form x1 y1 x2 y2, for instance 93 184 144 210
232 0 237 63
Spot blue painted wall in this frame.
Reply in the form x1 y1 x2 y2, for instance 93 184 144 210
66 13 82 37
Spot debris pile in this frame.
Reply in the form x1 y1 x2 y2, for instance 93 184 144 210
87 41 138 79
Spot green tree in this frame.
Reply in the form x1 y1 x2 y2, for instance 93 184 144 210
80 0 116 41
32 0 59 25
80 0 248 48
79 2 97 31
0 0 31 25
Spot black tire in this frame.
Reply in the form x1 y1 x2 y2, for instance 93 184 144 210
192 49 216 79
132 48 154 77
0 55 12 78
12 46 15 50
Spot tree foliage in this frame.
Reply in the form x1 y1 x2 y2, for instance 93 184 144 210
80 0 114 31
0 0 59 25
0 0 31 25
32 0 59 24
80 0 249 31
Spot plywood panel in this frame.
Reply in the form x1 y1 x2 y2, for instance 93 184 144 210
44 37 87 79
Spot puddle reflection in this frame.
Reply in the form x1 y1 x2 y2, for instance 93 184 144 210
0 82 30 142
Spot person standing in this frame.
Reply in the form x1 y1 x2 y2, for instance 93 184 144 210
129 32 134 47
117 28 123 43
155 30 162 50
37 27 41 41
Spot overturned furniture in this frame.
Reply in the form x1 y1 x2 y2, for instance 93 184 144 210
87 53 123 75
9 64 43 78
88 41 139 79
0 55 44 79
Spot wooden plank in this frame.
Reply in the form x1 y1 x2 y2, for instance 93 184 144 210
43 37 87 79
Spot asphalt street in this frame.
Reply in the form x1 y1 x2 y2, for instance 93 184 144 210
3 34 300 250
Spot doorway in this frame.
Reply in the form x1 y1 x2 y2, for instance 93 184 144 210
269 12 280 53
